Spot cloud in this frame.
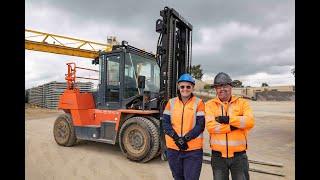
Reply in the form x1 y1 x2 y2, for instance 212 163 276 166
193 18 294 78
256 46 295 66
236 71 295 87
25 0 295 88
261 20 294 40
193 22 259 55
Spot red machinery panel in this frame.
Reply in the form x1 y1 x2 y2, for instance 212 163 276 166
58 90 95 110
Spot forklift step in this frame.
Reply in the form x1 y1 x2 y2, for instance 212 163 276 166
100 121 117 144
74 121 117 144
91 138 115 144
75 126 101 140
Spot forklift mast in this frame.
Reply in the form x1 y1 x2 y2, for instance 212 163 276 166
156 6 193 108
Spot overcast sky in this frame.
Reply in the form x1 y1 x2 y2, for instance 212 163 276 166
25 0 295 89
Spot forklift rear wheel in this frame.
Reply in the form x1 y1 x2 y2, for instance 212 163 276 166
53 113 77 147
119 116 159 162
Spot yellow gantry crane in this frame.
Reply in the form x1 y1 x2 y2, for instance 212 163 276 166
25 29 119 59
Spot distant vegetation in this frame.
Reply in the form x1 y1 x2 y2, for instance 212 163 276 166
204 84 212 90
232 80 244 88
190 65 204 80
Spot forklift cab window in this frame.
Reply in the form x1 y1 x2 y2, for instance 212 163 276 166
106 56 120 102
124 53 160 99
124 62 138 98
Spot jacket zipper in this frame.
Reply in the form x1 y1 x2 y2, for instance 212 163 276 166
226 134 229 158
221 104 229 158
181 97 192 137
181 105 185 136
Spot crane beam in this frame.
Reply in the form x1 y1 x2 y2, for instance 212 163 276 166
25 40 100 59
25 29 118 59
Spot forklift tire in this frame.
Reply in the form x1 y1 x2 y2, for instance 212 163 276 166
119 116 159 162
145 116 161 158
53 113 77 147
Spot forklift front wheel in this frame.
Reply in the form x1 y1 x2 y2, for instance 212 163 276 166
119 116 159 162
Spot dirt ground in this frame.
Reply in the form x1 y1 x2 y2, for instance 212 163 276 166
25 101 294 180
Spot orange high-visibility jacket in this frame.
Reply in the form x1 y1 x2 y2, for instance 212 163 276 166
205 96 255 158
163 96 205 151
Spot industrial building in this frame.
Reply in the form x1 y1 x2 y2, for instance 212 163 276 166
194 84 295 101
232 85 295 100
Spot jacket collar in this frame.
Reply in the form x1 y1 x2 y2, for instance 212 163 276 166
177 93 194 104
212 95 239 104
178 92 194 101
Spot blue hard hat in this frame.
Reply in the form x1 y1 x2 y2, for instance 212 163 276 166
177 73 195 85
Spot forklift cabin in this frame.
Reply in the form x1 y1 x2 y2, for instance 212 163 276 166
92 43 160 111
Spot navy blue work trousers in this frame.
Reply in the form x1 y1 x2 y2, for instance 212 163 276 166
167 148 203 180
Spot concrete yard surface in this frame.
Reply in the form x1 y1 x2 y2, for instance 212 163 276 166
26 101 294 180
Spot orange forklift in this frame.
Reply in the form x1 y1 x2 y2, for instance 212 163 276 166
51 7 193 162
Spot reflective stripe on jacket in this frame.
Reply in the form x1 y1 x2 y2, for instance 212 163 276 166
205 95 254 158
163 96 205 151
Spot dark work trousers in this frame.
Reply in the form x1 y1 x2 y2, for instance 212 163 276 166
167 148 203 180
211 150 249 180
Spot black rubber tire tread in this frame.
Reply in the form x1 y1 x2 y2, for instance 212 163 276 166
53 113 77 147
119 116 159 162
145 116 161 158
141 116 160 162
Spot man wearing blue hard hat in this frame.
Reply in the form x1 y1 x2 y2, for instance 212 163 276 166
162 73 205 180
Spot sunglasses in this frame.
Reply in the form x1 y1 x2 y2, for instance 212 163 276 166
179 85 192 89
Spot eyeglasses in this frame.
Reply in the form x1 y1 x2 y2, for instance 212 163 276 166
179 85 192 89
